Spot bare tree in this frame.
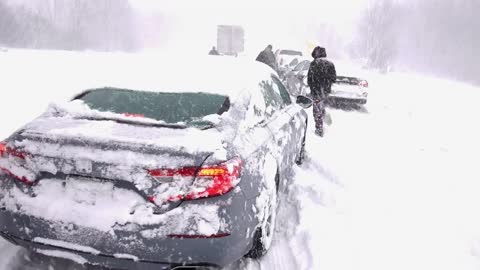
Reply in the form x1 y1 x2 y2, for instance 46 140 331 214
353 0 401 71
0 0 138 51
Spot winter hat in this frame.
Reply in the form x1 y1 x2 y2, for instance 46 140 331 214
311 46 327 58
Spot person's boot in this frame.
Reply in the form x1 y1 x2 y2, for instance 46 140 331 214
315 129 324 137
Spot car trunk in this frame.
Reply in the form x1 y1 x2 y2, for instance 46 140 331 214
0 115 236 255
1 116 226 213
329 76 368 100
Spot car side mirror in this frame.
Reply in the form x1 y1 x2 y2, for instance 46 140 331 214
296 95 312 109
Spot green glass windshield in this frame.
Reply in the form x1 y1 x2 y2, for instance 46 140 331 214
77 88 229 126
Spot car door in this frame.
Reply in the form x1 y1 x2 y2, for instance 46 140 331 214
295 61 311 95
285 62 303 96
259 77 296 179
272 76 308 165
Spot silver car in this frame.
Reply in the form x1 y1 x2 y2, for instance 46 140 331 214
0 57 311 269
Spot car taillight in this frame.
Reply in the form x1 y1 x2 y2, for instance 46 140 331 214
147 157 242 203
0 142 26 159
359 80 369 88
0 142 34 185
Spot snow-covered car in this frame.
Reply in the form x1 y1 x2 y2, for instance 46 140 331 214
275 49 303 72
283 59 311 96
284 60 369 105
330 76 369 105
0 57 311 269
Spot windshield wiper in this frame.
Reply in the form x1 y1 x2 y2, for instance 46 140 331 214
76 116 188 129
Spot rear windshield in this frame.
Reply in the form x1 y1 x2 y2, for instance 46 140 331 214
76 88 229 126
279 50 302 56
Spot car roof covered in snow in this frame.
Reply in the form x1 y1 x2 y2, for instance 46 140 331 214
78 55 276 97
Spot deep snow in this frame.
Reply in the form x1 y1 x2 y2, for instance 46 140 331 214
1 50 480 270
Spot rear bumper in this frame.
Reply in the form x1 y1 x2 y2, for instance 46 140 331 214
0 178 259 268
1 231 179 270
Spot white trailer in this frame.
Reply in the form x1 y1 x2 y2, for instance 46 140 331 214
216 25 244 56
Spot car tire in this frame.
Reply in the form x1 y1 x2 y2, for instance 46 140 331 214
295 122 307 165
245 172 279 259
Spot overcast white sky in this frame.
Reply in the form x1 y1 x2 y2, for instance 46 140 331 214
131 0 370 55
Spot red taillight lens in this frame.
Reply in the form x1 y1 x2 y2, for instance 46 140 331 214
359 80 369 88
0 167 34 185
0 143 5 157
147 157 242 203
0 142 26 159
0 142 34 185
148 167 197 178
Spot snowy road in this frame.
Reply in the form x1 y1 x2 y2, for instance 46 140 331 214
239 73 480 270
2 51 480 270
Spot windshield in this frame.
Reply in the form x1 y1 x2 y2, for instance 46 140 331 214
302 61 311 71
279 50 302 56
293 61 310 72
76 88 229 127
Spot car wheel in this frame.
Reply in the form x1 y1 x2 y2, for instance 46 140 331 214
295 122 307 165
245 173 279 259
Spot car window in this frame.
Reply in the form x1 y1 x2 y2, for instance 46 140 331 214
272 76 292 105
77 87 229 126
302 61 311 71
289 58 299 67
260 80 285 116
293 60 310 72
293 62 305 72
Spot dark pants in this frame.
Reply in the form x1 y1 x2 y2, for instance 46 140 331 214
313 99 325 134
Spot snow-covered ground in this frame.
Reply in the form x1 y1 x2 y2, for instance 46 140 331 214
1 50 480 270
236 72 480 270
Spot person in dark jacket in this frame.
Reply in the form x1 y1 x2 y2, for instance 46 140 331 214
256 45 278 72
209 46 220 55
307 46 336 137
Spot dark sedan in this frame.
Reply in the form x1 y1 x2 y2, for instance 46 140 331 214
0 57 311 269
